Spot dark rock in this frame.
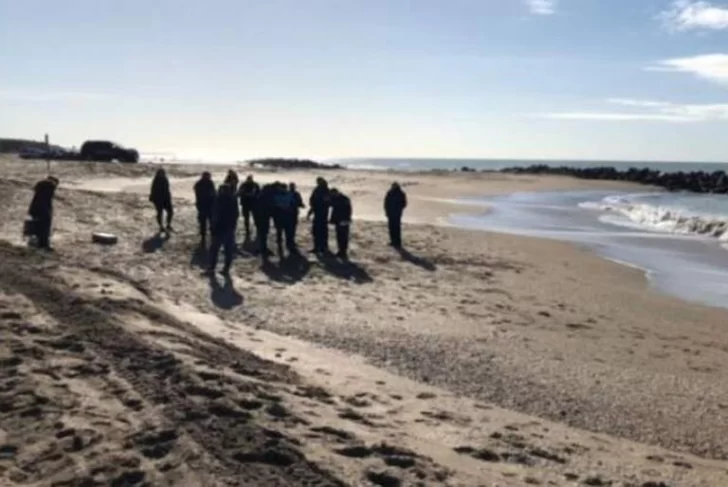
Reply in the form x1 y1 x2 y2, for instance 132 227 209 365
500 165 728 195
246 158 343 170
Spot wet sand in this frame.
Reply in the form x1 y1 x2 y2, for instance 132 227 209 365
1 156 728 486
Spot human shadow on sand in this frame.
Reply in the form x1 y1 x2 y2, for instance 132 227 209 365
190 244 208 269
397 247 436 272
261 253 311 284
316 254 373 284
209 273 243 310
142 232 169 253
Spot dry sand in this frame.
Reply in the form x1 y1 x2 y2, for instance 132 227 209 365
1 156 728 486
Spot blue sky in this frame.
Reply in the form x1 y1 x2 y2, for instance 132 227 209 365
1 0 728 162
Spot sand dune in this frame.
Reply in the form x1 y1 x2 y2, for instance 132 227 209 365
1 156 728 486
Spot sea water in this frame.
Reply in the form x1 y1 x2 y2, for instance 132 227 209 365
334 157 728 174
449 190 728 310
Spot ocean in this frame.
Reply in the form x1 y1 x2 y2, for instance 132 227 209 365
333 157 728 174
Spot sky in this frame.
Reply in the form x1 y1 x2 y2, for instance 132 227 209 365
2 0 728 163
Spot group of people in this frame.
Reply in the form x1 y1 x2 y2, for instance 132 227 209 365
26 169 409 276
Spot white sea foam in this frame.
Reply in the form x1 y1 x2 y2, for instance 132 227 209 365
580 194 728 242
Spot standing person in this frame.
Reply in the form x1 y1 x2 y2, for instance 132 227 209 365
384 182 407 248
208 183 239 275
254 183 276 262
237 175 260 242
149 168 173 233
225 169 239 192
28 176 59 250
193 172 216 245
306 177 331 254
272 182 290 258
288 182 305 254
329 188 352 260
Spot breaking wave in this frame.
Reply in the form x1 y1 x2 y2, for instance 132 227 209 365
579 193 728 242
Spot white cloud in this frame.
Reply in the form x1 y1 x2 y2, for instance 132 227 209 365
649 54 728 84
532 98 728 123
606 98 674 108
533 112 699 122
660 0 728 31
526 0 557 15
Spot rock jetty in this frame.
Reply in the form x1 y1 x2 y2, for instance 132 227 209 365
501 164 728 194
246 158 343 170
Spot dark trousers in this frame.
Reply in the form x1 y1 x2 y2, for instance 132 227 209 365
274 214 298 256
209 230 235 271
35 215 52 249
197 209 212 239
312 217 329 253
387 215 402 248
288 213 299 253
335 224 350 259
241 203 254 240
256 217 271 258
154 201 173 229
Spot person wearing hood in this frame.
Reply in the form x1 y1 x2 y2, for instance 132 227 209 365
193 171 216 244
329 188 353 260
28 175 59 250
208 182 239 274
384 182 407 248
237 175 260 242
306 177 331 254
149 168 173 233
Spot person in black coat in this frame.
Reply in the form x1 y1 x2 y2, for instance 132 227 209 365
288 182 305 253
237 175 260 242
149 168 173 233
384 182 407 248
28 176 59 250
254 183 277 261
225 169 239 192
193 172 216 244
306 177 331 254
208 183 239 274
329 188 353 260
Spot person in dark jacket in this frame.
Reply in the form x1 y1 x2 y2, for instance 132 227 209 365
384 182 407 248
271 182 290 257
149 169 173 233
28 176 59 250
329 188 353 260
193 172 216 244
288 182 305 253
237 175 260 242
225 170 239 192
254 183 277 261
306 177 331 254
208 183 239 274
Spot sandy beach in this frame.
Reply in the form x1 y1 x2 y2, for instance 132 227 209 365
1 155 728 486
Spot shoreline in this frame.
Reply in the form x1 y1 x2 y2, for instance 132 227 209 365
2 156 728 485
447 189 728 311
